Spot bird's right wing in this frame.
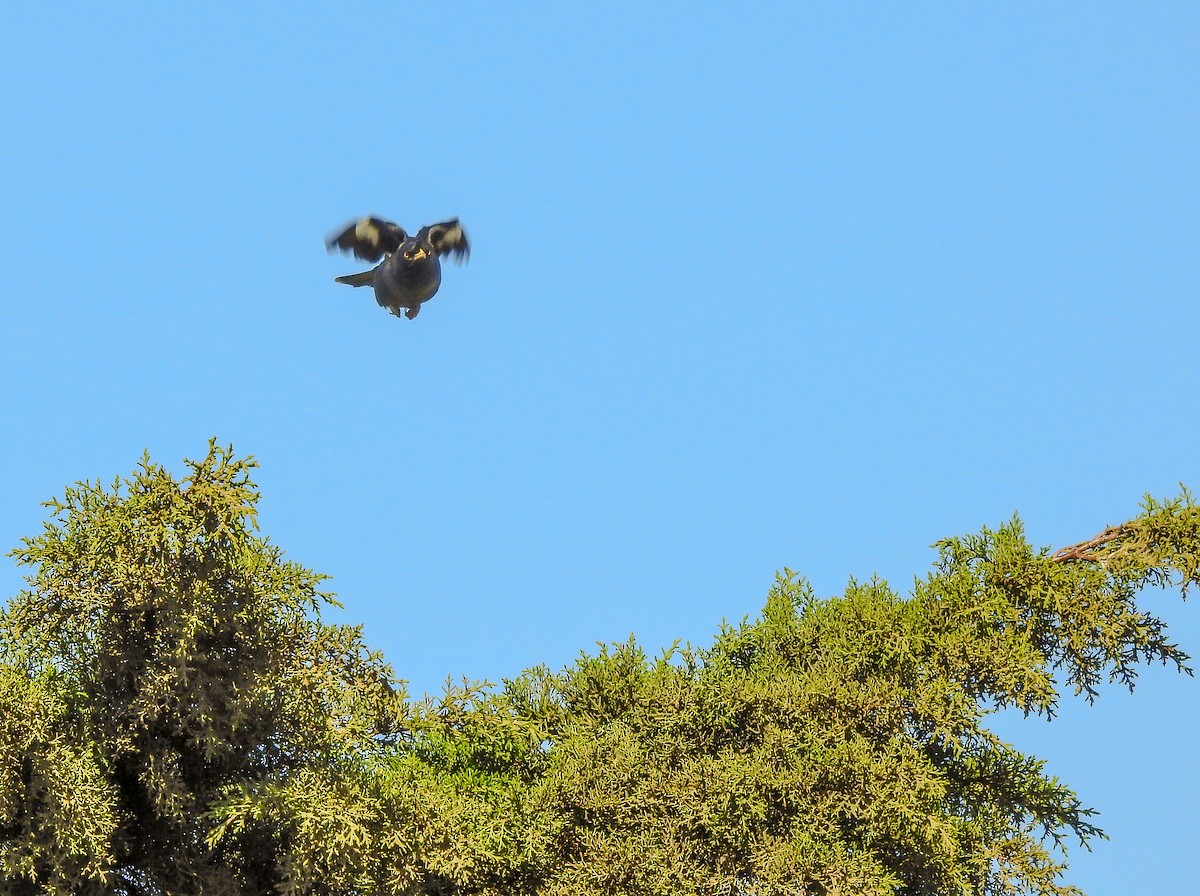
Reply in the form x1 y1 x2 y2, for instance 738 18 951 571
422 219 470 264
326 217 408 262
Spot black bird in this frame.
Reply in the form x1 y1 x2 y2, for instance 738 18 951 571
326 216 469 319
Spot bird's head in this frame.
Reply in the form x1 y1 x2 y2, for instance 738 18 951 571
400 240 429 262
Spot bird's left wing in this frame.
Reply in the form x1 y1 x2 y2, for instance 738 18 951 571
326 217 408 263
422 219 470 264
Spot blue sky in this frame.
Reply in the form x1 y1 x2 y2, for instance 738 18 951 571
3 4 1198 891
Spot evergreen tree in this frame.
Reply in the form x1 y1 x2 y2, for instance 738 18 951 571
0 444 402 895
3 447 1196 895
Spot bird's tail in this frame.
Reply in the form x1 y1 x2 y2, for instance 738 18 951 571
334 270 375 287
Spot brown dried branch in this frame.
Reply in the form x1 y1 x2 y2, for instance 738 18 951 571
1050 524 1132 563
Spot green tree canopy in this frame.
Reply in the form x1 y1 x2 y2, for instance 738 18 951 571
2 446 1196 895
0 444 403 895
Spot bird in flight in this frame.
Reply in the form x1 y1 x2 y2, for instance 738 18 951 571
326 216 469 319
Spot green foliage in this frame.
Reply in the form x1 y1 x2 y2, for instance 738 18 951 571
2 448 1196 895
0 443 403 895
0 667 117 895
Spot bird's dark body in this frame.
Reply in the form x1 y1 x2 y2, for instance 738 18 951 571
372 247 442 312
326 216 469 320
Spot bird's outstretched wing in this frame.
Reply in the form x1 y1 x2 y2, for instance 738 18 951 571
326 217 408 263
421 219 470 264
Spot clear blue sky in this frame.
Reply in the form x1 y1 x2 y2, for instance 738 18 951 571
3 4 1198 891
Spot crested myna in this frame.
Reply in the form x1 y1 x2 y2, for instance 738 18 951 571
326 216 469 319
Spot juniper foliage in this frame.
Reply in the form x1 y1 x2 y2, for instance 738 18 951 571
2 447 1195 895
